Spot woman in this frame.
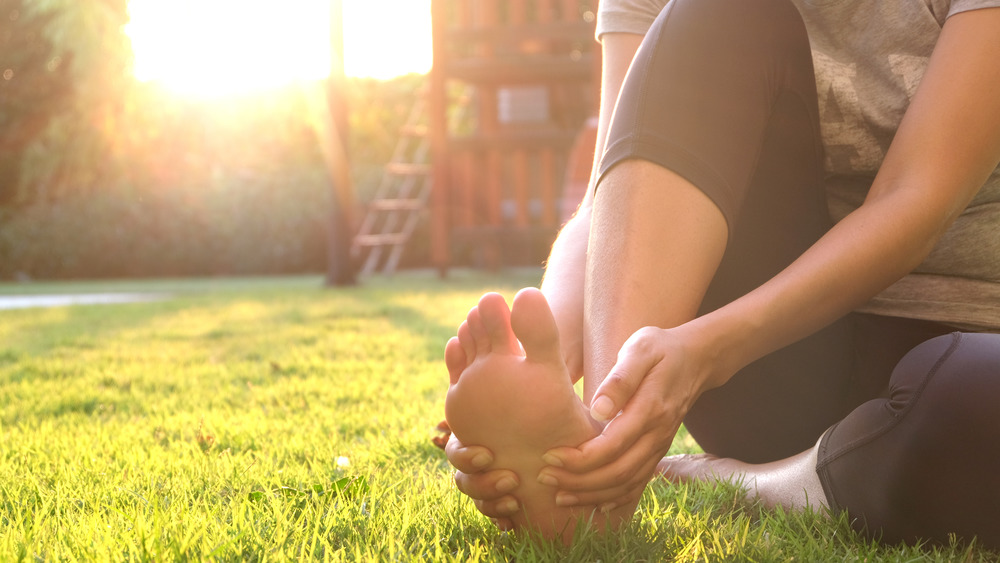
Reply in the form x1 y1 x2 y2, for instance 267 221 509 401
444 0 1000 548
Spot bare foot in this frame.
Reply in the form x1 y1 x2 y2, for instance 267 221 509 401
657 438 829 511
445 288 615 542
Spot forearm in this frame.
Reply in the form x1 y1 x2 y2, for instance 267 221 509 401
691 191 958 389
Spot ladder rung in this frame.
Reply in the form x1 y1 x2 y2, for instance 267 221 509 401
354 233 409 247
386 163 431 176
370 199 424 211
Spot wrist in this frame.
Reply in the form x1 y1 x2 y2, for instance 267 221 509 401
677 308 758 391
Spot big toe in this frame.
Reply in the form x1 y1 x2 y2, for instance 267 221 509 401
477 293 520 354
510 288 562 365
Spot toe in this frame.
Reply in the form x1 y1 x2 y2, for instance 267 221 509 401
478 293 519 354
467 306 491 355
457 321 475 367
510 288 562 365
445 337 466 385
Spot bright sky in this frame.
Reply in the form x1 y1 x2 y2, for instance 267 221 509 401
126 0 432 97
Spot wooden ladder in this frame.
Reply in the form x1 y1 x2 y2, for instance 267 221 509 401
351 92 433 276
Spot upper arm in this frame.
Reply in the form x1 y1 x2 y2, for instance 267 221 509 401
583 1 664 210
869 7 1000 229
596 0 667 39
580 33 644 212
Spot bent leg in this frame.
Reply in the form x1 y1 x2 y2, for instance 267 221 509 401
817 332 1000 549
586 163 727 399
590 0 844 462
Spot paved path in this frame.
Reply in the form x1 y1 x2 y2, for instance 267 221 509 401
0 293 168 310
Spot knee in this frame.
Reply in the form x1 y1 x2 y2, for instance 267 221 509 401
863 333 1000 546
657 0 806 49
887 332 1000 445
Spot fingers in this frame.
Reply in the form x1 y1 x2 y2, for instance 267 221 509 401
546 379 677 474
589 327 664 422
450 456 520 519
559 487 646 515
445 433 495 473
445 434 520 518
470 493 520 519
535 385 680 508
546 444 663 509
491 517 515 531
553 480 641 510
455 468 520 511
542 429 669 496
543 425 640 475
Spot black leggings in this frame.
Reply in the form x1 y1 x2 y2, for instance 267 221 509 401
597 0 1000 549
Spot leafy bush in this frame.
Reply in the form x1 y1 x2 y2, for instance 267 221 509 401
0 170 330 279
0 74 429 280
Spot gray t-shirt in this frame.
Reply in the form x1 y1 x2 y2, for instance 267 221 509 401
597 0 1000 331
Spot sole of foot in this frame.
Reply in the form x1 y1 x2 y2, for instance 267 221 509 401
445 288 615 543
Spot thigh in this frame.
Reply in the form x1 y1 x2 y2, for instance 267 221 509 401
597 0 823 239
687 311 956 463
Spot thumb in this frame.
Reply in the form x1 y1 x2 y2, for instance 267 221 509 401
590 327 662 422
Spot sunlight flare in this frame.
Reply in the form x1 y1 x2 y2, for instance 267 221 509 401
126 0 432 98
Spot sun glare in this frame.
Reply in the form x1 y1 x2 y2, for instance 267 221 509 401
341 0 432 79
126 0 432 98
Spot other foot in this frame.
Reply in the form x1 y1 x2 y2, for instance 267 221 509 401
656 438 829 511
445 288 616 542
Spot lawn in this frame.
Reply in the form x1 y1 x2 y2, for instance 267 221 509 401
0 271 993 561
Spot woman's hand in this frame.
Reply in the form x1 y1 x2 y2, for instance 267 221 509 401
445 433 521 529
537 325 714 511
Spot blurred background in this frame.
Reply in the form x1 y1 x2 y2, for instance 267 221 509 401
0 0 600 282
0 0 431 280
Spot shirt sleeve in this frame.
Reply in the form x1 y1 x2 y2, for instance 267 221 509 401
595 0 668 40
948 0 1000 18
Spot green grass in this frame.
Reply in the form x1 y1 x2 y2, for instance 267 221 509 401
0 271 994 561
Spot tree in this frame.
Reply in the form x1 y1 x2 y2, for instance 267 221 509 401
0 0 131 205
0 0 73 203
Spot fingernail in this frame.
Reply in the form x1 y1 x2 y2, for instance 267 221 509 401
495 476 518 494
493 518 514 531
591 395 615 422
599 502 617 513
499 499 519 514
541 452 564 468
537 472 558 487
555 493 579 507
471 452 493 469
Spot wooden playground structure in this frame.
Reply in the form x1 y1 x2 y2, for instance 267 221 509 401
350 0 600 275
428 0 600 271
